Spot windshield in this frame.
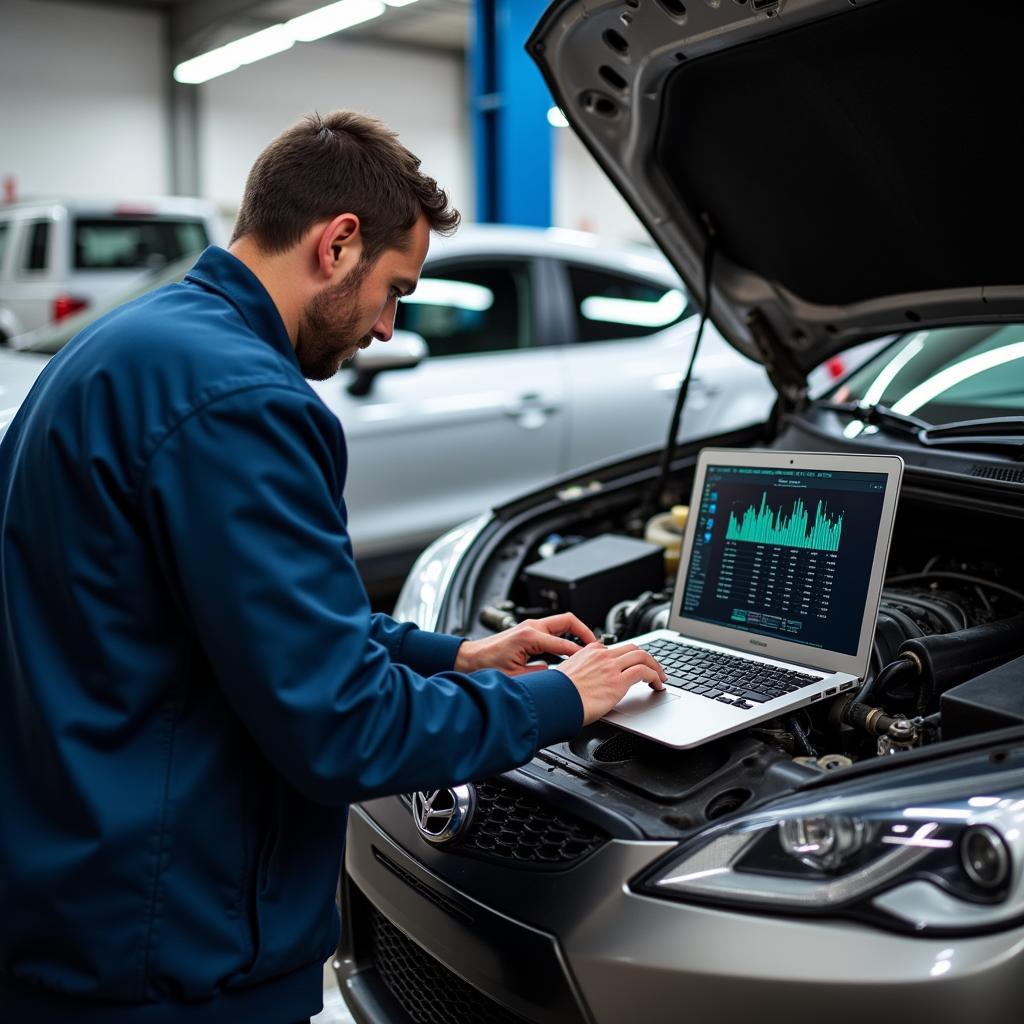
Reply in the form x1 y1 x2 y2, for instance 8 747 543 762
833 324 1024 425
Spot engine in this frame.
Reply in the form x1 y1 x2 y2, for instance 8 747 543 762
481 535 1024 768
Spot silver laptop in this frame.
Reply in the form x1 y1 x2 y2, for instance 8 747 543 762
606 448 904 748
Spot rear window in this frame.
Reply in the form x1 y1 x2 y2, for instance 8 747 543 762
73 218 208 271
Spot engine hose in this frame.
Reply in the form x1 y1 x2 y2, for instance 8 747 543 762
897 608 1024 704
842 700 904 738
855 657 917 707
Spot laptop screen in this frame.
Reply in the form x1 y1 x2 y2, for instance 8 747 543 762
677 463 890 656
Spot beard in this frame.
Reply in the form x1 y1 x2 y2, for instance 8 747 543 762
295 259 374 380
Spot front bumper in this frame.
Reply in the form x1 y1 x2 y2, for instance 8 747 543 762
336 789 1024 1024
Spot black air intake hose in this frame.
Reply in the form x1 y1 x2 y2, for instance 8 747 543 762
858 609 1024 712
898 609 1024 698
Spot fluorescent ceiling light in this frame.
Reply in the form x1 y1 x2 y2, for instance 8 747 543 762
581 288 685 328
547 106 569 128
862 331 926 406
403 279 494 312
174 25 295 84
174 0 404 84
891 339 1024 416
288 0 385 43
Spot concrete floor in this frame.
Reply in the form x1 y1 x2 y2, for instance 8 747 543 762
311 962 356 1024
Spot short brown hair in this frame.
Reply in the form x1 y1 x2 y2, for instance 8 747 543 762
230 110 460 260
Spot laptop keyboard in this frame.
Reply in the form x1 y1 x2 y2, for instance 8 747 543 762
641 639 823 711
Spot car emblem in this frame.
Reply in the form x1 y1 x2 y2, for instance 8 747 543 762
411 785 476 845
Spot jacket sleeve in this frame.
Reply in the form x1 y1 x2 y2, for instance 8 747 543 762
366 612 466 677
140 383 582 805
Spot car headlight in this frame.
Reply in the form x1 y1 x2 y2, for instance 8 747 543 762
638 749 1024 935
392 513 491 629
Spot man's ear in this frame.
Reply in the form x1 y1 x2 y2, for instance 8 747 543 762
314 213 364 281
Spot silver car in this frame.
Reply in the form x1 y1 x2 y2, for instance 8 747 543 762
309 224 773 583
336 1 1024 1021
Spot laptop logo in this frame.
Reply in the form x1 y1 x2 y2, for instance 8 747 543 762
749 639 768 648
411 786 476 845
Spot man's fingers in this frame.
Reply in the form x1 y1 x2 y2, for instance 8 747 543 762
557 614 597 645
614 647 667 681
521 629 581 658
622 664 665 689
527 613 597 645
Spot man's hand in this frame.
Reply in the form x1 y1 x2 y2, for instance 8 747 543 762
454 613 599 676
554 643 666 725
454 614 666 726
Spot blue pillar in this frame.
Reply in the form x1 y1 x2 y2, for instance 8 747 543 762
471 0 553 227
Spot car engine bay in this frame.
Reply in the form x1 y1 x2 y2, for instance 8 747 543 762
454 445 1024 843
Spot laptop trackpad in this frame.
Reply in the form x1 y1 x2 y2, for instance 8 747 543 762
610 684 681 718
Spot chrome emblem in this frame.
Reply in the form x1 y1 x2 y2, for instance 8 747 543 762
411 785 476 845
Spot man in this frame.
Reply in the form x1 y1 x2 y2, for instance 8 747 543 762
0 111 664 1023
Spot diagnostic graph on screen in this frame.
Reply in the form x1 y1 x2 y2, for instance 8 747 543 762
725 493 844 553
679 465 888 655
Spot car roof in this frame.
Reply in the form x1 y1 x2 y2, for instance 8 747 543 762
426 223 680 284
0 196 217 218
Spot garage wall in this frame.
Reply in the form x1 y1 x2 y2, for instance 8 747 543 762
553 128 649 244
0 0 636 244
199 40 471 226
0 0 170 200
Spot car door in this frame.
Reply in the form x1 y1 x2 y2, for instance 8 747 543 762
3 216 59 336
308 256 566 563
556 261 771 470
0 218 16 342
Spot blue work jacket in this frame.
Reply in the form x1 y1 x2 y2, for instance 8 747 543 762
0 247 583 1023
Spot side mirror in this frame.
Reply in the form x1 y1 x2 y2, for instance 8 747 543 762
347 330 428 397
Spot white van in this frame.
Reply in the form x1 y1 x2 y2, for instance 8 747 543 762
0 197 221 342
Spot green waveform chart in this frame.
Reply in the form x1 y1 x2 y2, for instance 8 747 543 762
725 492 844 552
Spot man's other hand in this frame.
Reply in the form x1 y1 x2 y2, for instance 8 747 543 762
455 615 666 726
455 613 598 676
554 643 666 725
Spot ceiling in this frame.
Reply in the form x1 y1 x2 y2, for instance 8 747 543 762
36 0 471 56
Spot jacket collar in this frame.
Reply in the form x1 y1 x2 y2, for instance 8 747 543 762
184 247 299 368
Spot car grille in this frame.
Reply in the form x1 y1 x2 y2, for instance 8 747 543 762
405 777 608 866
368 903 536 1024
466 778 605 864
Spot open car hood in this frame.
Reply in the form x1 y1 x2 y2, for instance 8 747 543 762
529 0 1024 391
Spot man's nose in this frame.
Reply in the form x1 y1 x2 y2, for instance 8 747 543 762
371 302 397 342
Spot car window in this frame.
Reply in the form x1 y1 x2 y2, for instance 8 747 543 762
567 264 687 343
395 262 532 358
16 254 199 355
22 220 50 273
0 221 9 270
837 324 1024 425
73 218 209 271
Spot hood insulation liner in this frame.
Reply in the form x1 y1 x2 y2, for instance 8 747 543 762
655 0 1024 307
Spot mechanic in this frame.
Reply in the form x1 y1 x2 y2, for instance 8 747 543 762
0 110 666 1024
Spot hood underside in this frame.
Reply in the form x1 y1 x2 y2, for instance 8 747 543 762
530 0 1024 379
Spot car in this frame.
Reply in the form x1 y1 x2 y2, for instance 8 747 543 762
0 346 50 438
334 2 1024 1023
0 196 221 342
1 225 776 588
308 224 773 585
